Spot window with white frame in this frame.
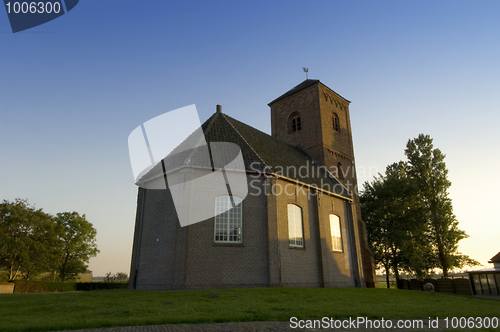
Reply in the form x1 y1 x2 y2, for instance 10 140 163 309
214 196 242 243
330 214 343 251
288 204 304 247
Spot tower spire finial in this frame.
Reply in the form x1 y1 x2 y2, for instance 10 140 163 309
303 67 309 80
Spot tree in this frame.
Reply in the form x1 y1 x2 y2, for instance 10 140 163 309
0 199 60 280
104 272 128 282
55 212 99 282
115 272 128 282
17 208 61 280
405 134 479 276
361 162 431 286
0 199 28 280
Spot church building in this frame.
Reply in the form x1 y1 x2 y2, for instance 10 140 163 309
128 79 377 290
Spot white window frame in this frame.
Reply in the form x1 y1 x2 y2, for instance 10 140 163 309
287 204 304 247
214 196 243 243
330 214 343 252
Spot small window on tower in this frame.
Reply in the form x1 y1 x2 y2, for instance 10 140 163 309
333 113 340 132
289 112 302 133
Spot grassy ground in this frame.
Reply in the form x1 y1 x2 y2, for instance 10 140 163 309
0 288 499 332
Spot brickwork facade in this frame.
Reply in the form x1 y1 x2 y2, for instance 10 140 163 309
129 79 376 290
130 173 361 290
130 174 270 290
266 178 357 288
269 80 377 288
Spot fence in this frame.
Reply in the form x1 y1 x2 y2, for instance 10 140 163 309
397 278 472 295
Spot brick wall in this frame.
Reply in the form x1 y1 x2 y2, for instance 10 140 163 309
269 80 377 288
185 175 269 289
130 174 270 290
315 192 356 288
129 188 186 290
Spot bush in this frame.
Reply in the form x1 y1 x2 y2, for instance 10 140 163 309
13 281 76 293
11 280 128 293
76 282 128 291
103 272 128 283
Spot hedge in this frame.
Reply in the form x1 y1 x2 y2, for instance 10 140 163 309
76 282 128 291
13 281 77 293
12 281 128 293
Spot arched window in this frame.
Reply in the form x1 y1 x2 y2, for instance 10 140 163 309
329 214 343 252
337 162 344 180
214 196 243 243
287 204 304 247
332 112 340 132
289 112 302 133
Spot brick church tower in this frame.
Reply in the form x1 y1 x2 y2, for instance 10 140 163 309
269 79 378 287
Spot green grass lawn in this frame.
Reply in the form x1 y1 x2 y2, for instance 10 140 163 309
0 288 499 331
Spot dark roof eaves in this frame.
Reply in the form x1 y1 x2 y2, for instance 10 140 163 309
270 173 352 201
268 79 352 106
268 79 320 106
488 252 500 263
294 145 351 198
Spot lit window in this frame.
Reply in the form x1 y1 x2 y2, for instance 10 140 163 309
287 204 303 247
330 214 343 251
214 196 242 243
333 113 340 132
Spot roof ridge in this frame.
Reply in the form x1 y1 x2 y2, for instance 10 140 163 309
202 112 219 133
221 114 270 172
175 113 220 168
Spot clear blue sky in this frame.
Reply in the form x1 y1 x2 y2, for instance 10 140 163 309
1 0 499 276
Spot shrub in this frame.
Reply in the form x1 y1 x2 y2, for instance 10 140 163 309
0 271 8 283
76 282 128 291
103 272 128 283
13 281 76 293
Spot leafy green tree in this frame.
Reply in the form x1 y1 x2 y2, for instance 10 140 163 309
361 162 430 286
18 209 61 280
0 199 60 280
54 212 99 282
0 199 28 280
405 134 479 276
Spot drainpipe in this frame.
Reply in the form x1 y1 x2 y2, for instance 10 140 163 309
133 188 146 289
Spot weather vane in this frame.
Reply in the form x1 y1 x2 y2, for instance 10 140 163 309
303 67 309 79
